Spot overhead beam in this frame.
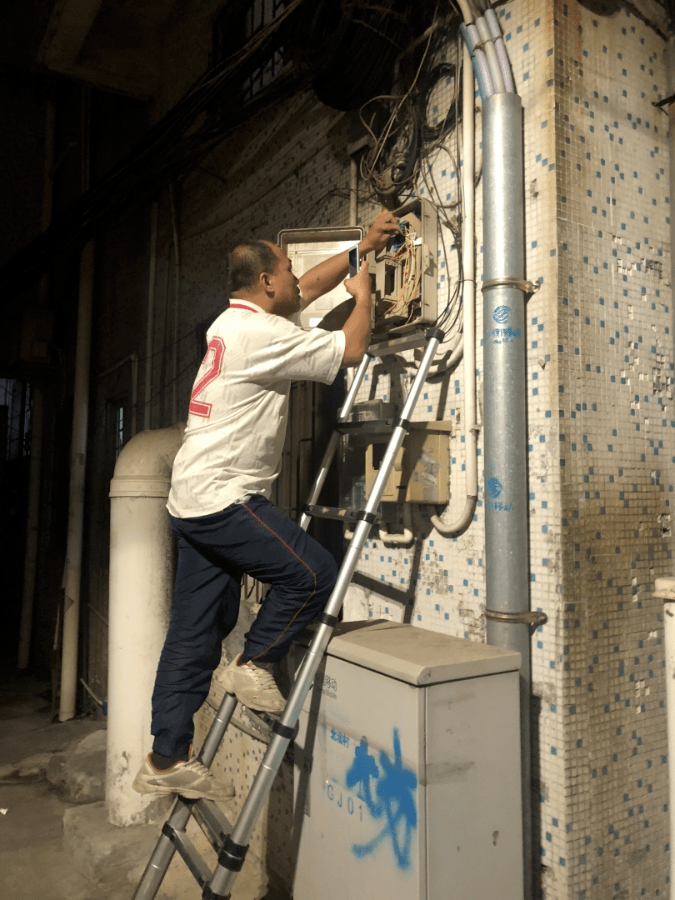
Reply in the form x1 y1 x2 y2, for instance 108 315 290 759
38 0 103 71
36 0 157 97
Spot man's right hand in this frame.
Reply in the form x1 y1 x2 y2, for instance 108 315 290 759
341 261 372 366
344 261 371 304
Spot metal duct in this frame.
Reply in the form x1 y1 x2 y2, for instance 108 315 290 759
482 91 533 896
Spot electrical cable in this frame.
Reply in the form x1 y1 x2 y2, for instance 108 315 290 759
359 17 470 346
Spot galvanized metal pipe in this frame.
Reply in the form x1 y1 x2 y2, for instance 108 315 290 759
482 91 530 898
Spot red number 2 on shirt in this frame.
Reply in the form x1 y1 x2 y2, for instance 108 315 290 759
189 336 225 418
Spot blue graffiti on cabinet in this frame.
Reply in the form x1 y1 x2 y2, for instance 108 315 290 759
345 729 417 871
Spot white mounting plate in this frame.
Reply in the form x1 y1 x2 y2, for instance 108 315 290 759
278 226 363 328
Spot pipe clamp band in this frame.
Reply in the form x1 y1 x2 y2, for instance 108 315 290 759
485 609 548 627
425 326 446 342
482 278 540 295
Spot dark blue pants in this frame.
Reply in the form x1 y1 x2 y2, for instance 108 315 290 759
151 494 338 757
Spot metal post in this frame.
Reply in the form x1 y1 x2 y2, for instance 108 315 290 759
59 238 95 721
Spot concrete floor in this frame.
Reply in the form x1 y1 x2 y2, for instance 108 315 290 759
0 666 289 900
0 665 116 899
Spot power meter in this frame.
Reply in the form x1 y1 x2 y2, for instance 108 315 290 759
365 197 438 337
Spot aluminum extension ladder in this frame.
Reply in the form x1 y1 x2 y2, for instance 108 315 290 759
133 325 445 900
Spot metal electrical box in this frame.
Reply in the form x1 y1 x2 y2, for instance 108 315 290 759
292 621 523 900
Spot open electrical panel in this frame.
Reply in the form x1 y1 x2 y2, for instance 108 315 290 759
278 197 438 336
367 197 438 338
278 226 363 329
278 199 444 534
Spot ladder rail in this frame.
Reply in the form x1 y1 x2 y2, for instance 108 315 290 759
133 800 193 900
298 350 372 532
134 328 445 900
192 799 233 850
168 826 213 887
206 327 444 899
132 693 238 900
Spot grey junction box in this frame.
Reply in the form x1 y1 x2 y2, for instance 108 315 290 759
292 620 524 900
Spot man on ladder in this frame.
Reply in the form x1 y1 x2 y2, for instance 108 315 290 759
133 210 399 802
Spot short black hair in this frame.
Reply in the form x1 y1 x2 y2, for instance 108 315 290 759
228 241 279 292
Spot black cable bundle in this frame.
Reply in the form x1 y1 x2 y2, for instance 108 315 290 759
292 0 412 111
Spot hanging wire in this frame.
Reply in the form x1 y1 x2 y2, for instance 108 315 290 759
358 14 469 344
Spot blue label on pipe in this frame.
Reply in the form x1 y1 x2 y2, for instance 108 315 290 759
487 325 521 344
493 305 511 323
487 500 514 511
486 476 513 511
487 476 503 499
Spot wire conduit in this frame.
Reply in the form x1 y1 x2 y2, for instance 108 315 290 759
474 15 506 95
484 7 515 93
457 6 533 896
431 40 478 538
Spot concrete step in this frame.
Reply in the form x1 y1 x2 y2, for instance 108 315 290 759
46 728 107 803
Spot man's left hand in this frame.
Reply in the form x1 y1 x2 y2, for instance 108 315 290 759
359 210 400 255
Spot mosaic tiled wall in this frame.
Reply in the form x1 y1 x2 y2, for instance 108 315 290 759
154 1 675 897
551 3 672 899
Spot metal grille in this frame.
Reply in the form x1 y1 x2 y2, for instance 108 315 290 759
213 0 287 102
0 378 31 460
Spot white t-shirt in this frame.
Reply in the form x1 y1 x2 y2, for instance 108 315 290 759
167 299 346 518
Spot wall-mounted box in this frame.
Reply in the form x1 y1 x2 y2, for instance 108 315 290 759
366 197 438 337
365 421 451 503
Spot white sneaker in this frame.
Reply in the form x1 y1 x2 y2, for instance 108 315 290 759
220 655 285 713
132 754 235 801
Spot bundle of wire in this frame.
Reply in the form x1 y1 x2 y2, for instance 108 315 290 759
382 229 421 323
358 18 471 348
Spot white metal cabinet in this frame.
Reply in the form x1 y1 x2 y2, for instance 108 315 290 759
292 620 523 900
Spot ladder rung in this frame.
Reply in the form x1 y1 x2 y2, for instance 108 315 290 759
368 332 430 356
163 823 212 888
190 799 232 850
335 419 394 435
303 504 361 523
